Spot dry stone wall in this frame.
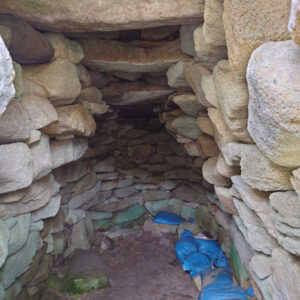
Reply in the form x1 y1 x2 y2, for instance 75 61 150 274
0 1 299 299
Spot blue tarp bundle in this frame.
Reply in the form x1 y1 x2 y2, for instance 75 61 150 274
198 268 249 300
174 229 252 299
153 211 194 225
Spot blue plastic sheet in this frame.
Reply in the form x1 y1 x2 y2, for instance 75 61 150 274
198 268 249 300
153 211 194 225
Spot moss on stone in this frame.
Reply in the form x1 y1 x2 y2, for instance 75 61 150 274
46 273 59 290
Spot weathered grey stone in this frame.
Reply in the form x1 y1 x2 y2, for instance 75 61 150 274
233 199 278 255
53 159 92 186
269 247 300 300
194 25 227 70
45 33 83 64
180 24 198 55
0 14 54 65
214 186 238 215
114 186 136 198
31 195 61 222
289 0 300 47
0 35 15 116
0 99 30 142
68 220 91 251
20 94 58 130
0 231 39 289
240 145 292 191
143 190 171 202
93 157 116 173
0 221 9 268
101 81 175 106
167 61 193 88
30 134 53 180
72 172 97 196
12 61 23 99
0 174 54 219
0 1 204 32
68 182 101 209
77 64 91 88
42 104 96 137
232 176 276 237
201 74 218 108
203 156 231 187
0 143 33 194
145 198 184 216
23 58 81 106
170 115 201 139
173 94 204 117
50 138 88 169
25 129 41 145
7 213 31 256
141 25 179 40
184 63 212 107
247 40 300 168
223 0 290 77
250 253 271 280
76 86 103 105
80 39 191 73
203 0 226 46
214 60 252 143
197 134 219 159
270 191 300 229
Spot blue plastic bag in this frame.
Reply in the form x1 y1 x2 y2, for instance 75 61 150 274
182 252 211 278
175 230 198 264
198 268 249 300
153 211 194 225
195 239 229 268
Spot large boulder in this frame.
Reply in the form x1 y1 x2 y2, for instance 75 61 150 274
80 39 191 73
0 14 53 64
42 104 96 137
213 60 252 143
22 58 81 106
0 143 33 194
20 94 58 130
223 0 290 78
0 0 204 32
247 41 300 168
0 35 15 116
0 99 31 143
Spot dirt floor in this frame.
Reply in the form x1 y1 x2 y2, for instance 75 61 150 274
78 229 199 300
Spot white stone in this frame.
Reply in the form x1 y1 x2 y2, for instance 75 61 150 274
31 195 61 222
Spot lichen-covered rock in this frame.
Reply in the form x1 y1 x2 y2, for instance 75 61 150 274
0 142 33 194
223 0 290 77
0 35 15 116
203 0 226 46
44 33 83 64
23 58 81 106
0 14 53 64
80 39 191 73
0 0 204 32
194 25 227 71
20 94 58 130
247 40 300 168
214 60 252 143
170 115 201 139
0 99 30 143
42 104 96 137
